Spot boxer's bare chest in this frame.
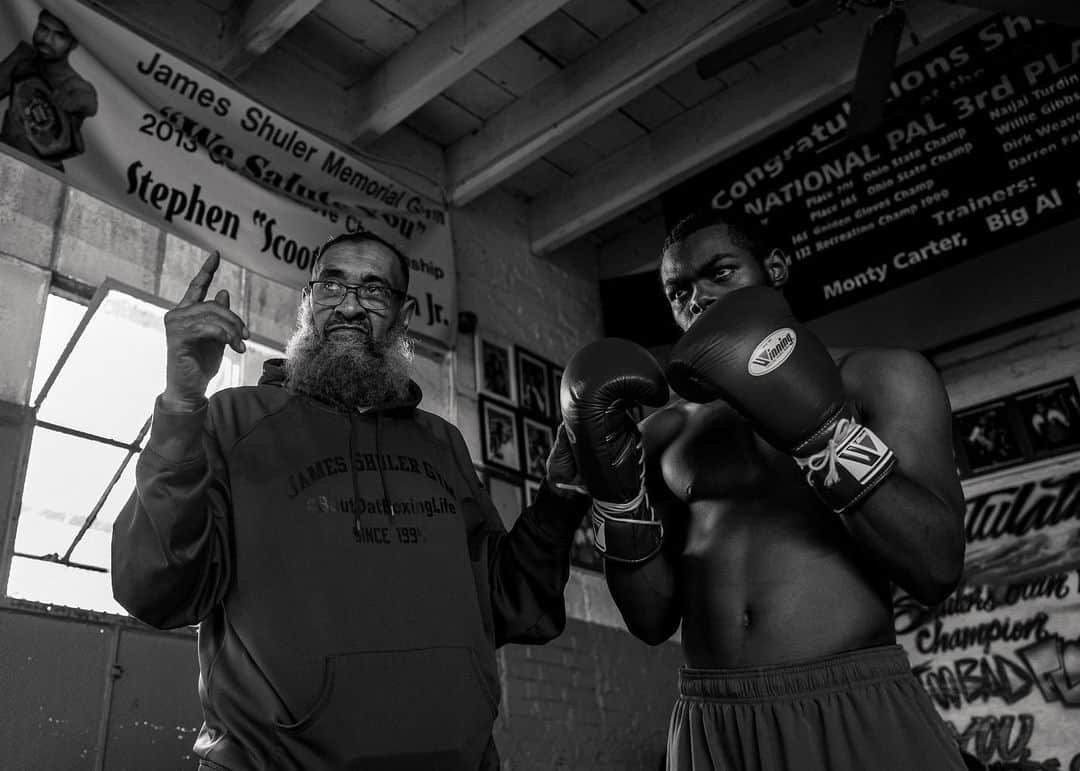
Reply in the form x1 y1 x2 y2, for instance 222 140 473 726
642 394 894 666
650 401 808 507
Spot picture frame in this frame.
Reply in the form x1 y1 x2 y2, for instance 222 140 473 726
480 396 521 474
476 337 516 405
520 415 555 480
484 468 524 530
550 365 564 423
516 347 551 418
953 400 1025 477
1013 378 1080 458
524 478 542 508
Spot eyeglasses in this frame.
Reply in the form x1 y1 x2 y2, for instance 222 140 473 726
308 280 406 310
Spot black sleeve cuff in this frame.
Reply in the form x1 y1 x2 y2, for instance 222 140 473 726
145 395 209 464
520 478 590 547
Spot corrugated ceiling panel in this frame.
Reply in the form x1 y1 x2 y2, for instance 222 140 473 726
371 0 457 28
406 95 483 146
522 11 597 66
501 158 572 199
659 64 732 109
442 71 516 120
316 0 417 57
543 137 604 176
621 87 686 132
476 39 560 96
562 0 640 40
575 111 648 157
282 15 383 87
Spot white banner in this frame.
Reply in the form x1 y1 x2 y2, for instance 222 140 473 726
0 0 456 345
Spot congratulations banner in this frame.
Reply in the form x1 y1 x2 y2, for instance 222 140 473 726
0 0 456 344
655 15 1080 328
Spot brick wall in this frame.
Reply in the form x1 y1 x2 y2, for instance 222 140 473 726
452 188 685 768
494 618 680 771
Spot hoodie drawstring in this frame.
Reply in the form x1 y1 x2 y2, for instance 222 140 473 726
350 411 396 539
375 411 395 518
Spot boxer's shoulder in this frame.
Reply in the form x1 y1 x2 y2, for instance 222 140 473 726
837 347 938 390
837 347 946 427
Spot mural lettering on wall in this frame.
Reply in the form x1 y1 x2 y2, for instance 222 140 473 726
897 465 1080 766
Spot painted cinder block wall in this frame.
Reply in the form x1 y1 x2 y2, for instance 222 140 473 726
0 150 682 770
916 314 1080 766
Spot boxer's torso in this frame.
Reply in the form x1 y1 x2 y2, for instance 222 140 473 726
643 354 896 668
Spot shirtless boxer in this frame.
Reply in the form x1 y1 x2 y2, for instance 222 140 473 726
552 209 969 770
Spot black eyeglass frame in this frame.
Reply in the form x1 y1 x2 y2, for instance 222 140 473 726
306 279 408 309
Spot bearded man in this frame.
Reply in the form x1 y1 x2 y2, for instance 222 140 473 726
112 232 590 771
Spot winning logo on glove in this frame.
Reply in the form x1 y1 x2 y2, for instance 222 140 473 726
748 328 797 376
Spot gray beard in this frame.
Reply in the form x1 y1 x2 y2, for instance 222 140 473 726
284 305 414 409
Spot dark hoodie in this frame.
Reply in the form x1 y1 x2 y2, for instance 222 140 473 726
112 359 588 770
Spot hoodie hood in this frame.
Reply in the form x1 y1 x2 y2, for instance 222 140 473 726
259 357 422 415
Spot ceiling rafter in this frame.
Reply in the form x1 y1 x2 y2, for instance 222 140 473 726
217 0 324 79
347 0 573 145
528 2 989 254
445 0 795 206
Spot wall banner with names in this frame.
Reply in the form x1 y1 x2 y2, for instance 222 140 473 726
0 0 456 345
896 457 1080 768
658 14 1080 327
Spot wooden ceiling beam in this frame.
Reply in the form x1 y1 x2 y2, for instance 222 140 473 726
347 0 572 145
528 2 988 254
445 0 796 206
218 0 323 79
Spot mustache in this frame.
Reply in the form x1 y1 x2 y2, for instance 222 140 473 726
324 315 371 333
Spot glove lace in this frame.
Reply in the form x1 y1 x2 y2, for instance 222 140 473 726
796 417 858 487
591 438 655 522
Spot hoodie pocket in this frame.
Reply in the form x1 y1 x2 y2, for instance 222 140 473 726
274 646 497 770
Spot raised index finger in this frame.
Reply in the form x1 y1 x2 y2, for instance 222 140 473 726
179 250 221 307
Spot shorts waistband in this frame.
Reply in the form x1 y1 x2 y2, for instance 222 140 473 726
678 644 911 702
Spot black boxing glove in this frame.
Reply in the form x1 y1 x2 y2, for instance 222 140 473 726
666 286 896 514
561 338 670 563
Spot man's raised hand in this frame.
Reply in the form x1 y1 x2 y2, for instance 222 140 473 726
162 251 249 411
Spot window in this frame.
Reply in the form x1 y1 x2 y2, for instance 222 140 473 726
6 281 282 616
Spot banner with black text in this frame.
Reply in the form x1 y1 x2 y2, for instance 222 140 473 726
0 0 456 344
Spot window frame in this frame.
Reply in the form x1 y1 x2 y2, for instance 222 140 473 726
0 277 280 628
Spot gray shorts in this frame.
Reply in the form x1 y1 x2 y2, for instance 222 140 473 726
667 645 967 771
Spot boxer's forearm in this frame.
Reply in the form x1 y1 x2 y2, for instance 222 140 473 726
605 554 681 645
840 470 965 606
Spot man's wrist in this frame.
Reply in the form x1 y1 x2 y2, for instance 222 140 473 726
160 391 208 413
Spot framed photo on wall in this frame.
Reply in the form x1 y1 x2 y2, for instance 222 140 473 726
524 478 542 507
521 416 554 480
476 337 516 405
516 347 551 417
1014 378 1080 457
484 468 524 530
480 396 521 473
954 400 1025 477
550 365 564 423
